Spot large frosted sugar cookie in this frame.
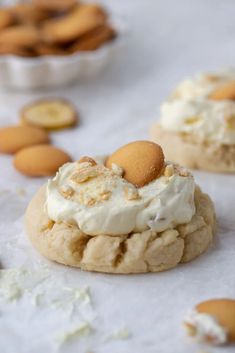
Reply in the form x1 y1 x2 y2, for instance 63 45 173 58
151 69 235 173
25 141 216 274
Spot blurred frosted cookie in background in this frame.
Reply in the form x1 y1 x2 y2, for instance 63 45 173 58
170 69 235 100
184 298 235 346
151 69 235 173
25 141 216 274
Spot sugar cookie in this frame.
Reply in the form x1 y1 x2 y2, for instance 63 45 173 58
14 145 72 176
0 125 49 154
21 99 78 130
106 141 165 187
25 159 216 273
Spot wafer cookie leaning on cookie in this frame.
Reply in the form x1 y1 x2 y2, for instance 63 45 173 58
25 141 216 274
105 141 164 187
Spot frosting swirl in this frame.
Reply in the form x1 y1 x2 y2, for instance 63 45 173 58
46 160 195 236
161 98 235 144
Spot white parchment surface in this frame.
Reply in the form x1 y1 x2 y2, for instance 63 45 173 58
0 1 235 352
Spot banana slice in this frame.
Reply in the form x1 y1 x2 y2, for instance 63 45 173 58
21 99 78 130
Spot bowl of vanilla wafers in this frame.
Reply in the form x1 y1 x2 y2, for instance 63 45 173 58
0 0 122 89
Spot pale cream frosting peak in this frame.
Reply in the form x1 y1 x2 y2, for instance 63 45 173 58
172 68 235 100
161 98 235 144
46 160 196 236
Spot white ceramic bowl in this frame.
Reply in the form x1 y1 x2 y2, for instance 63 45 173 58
0 1 124 90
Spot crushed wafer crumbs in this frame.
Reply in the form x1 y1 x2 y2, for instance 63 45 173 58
56 322 93 345
107 327 131 340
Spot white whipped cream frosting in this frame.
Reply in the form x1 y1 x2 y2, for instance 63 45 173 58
184 310 228 345
161 98 235 144
172 68 235 99
160 69 235 145
46 160 195 236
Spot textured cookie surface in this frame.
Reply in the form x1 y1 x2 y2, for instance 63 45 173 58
14 145 72 176
150 123 235 173
106 141 165 187
25 184 216 274
0 125 49 154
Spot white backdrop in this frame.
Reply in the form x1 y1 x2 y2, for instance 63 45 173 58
0 1 235 352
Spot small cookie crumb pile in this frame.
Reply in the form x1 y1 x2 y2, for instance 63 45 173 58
78 156 97 166
184 298 235 345
14 145 72 177
21 99 78 130
0 125 49 154
105 141 165 187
